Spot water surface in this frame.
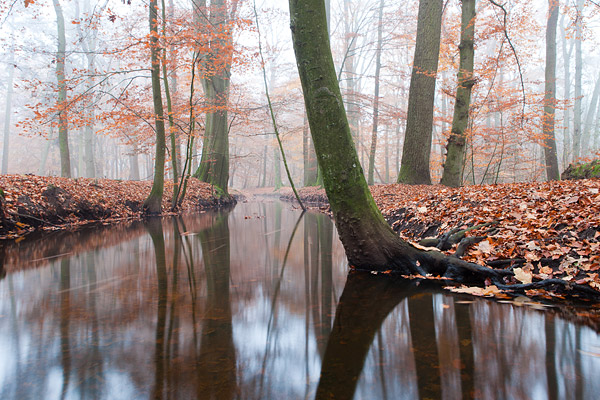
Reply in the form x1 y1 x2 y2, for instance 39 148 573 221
0 200 599 399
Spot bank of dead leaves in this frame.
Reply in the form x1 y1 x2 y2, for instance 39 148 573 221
287 179 600 297
0 174 227 240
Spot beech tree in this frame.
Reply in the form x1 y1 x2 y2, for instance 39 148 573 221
53 0 72 178
143 0 167 214
397 0 443 185
542 0 560 181
192 0 240 194
367 0 385 186
440 0 476 187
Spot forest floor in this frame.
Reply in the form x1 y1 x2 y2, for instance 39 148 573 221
0 174 234 240
280 179 600 300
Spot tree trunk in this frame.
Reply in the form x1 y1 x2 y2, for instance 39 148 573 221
2 62 14 174
560 14 573 168
274 147 282 190
367 0 385 185
397 0 443 185
76 0 103 178
582 73 600 157
543 0 560 181
303 112 319 186
343 0 359 148
129 145 140 180
572 0 583 160
161 0 179 204
143 0 167 214
261 144 267 187
53 0 71 178
39 126 53 176
441 0 476 187
193 0 239 194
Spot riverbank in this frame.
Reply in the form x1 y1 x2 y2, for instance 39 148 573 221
0 174 235 240
281 179 600 298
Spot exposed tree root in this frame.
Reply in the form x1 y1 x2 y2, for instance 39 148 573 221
496 279 600 301
401 225 600 302
418 221 498 250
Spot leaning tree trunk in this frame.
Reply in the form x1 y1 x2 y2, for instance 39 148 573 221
542 0 560 181
441 0 476 187
397 0 443 185
143 0 167 214
53 0 71 178
288 0 500 280
367 0 385 185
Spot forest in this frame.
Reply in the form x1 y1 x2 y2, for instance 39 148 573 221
1 1 600 399
0 0 599 297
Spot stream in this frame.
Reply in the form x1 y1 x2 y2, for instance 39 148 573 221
0 199 599 399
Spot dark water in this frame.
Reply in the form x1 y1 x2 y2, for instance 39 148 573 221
0 200 599 399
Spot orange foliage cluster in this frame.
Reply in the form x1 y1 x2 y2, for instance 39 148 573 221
0 174 222 239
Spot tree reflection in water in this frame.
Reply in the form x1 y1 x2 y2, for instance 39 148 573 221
196 213 237 399
0 201 599 399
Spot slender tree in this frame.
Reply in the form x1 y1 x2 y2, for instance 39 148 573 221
53 0 71 178
143 0 167 213
2 61 14 174
75 0 106 178
441 0 476 187
397 0 443 185
560 14 573 167
367 0 385 185
542 0 560 181
572 0 583 159
582 73 600 157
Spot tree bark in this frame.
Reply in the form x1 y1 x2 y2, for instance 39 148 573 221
343 0 360 149
143 0 167 214
441 0 476 187
582 73 600 157
53 0 71 178
273 147 282 190
560 14 573 167
367 0 385 185
542 0 560 181
572 0 583 160
397 0 443 185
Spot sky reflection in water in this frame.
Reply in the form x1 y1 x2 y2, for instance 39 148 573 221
0 200 599 399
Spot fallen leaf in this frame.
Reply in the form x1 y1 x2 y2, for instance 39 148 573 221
477 240 493 254
514 267 533 284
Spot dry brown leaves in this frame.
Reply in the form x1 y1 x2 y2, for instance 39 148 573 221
373 180 600 292
285 180 600 294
